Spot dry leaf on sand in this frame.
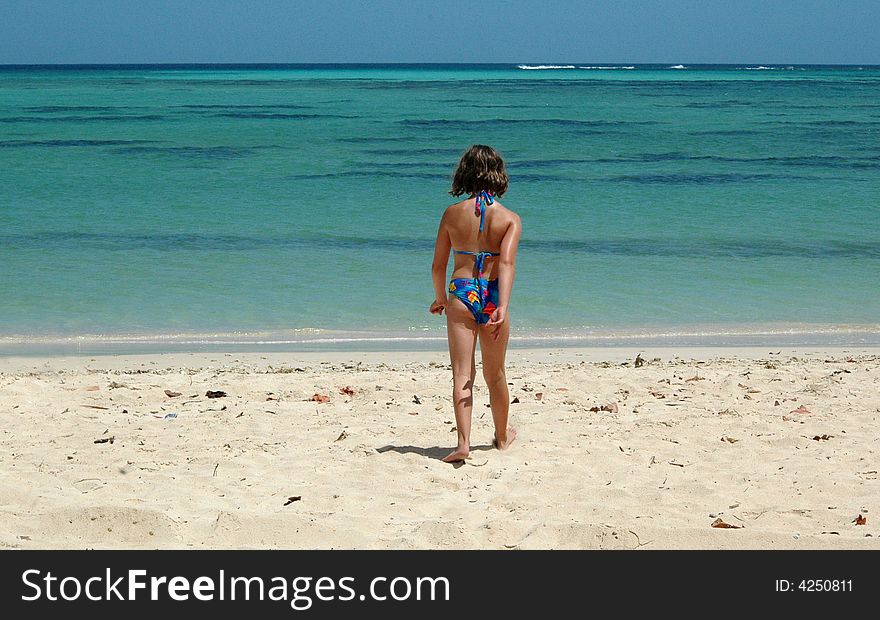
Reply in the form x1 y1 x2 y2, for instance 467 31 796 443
589 403 618 413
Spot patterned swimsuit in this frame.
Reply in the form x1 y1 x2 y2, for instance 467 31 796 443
448 190 501 324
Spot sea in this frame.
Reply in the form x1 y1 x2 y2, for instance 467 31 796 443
1 63 879 353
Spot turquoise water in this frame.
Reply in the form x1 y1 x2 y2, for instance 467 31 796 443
1 64 879 351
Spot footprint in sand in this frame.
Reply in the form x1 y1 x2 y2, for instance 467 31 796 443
73 478 105 493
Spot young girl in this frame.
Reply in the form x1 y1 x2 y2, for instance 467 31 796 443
429 145 522 463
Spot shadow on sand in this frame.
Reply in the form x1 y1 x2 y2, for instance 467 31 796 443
376 444 494 467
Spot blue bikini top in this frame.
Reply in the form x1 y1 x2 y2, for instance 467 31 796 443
453 190 500 276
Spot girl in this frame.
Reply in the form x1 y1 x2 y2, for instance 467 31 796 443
429 145 522 463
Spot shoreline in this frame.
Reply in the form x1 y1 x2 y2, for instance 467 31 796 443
2 323 880 357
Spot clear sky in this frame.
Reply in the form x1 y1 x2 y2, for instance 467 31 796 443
0 0 877 64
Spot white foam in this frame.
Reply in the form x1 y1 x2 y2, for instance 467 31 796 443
669 64 687 69
4 323 880 351
743 66 775 70
578 66 636 70
517 65 576 70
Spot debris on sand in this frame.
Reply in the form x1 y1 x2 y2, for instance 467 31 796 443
206 390 227 399
164 389 182 398
589 403 618 413
711 518 740 529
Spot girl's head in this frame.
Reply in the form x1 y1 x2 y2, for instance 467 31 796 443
450 144 509 197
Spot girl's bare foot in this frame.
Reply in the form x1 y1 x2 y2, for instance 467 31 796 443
442 447 469 463
493 426 517 451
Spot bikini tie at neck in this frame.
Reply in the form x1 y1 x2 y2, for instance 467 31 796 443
474 190 495 232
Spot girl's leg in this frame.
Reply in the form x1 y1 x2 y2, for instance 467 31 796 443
478 313 517 450
444 295 478 462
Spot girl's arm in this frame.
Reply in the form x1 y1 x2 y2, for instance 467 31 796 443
486 213 521 336
429 210 452 314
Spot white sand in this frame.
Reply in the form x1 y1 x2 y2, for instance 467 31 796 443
0 346 877 549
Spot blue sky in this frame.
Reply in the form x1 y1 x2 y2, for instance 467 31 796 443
0 0 877 64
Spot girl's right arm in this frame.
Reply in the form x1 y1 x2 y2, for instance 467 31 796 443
429 209 452 314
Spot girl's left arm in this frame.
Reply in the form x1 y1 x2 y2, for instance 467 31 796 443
429 210 452 313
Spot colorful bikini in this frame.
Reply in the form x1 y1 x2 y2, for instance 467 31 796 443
448 190 501 324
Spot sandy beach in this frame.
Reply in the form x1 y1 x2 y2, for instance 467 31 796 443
0 346 877 549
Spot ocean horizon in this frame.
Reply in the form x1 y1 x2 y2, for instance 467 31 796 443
3 62 879 67
2 63 879 353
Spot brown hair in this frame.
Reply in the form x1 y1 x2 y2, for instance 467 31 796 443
449 144 509 197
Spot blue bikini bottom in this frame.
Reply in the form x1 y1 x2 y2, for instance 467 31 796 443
448 277 499 324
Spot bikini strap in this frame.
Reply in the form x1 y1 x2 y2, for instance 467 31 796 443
474 190 495 233
452 250 498 280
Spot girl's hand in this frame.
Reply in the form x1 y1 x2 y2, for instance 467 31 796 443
485 305 507 340
429 299 446 315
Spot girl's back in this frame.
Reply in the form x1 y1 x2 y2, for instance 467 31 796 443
445 197 516 282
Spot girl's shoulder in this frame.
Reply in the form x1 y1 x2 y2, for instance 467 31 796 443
441 199 470 220
490 200 520 223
